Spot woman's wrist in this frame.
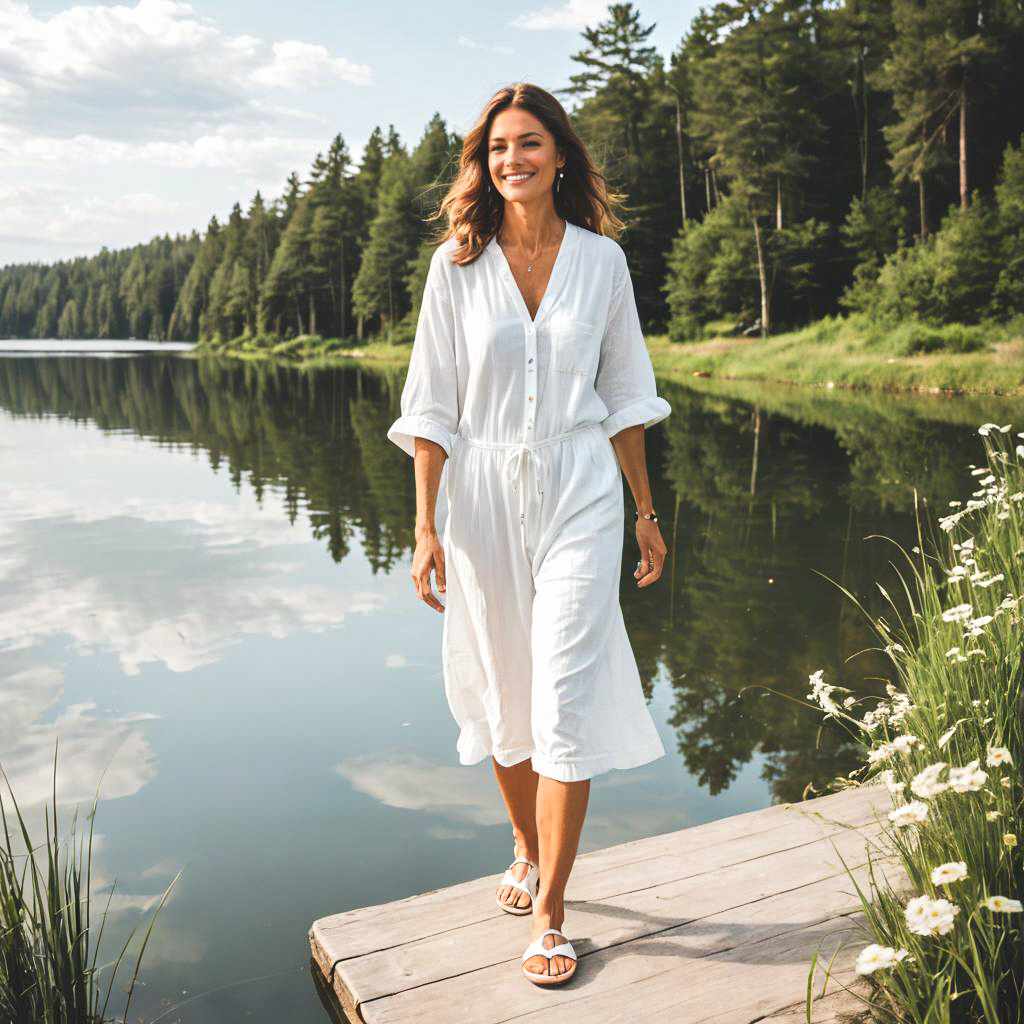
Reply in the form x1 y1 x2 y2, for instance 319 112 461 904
415 520 438 540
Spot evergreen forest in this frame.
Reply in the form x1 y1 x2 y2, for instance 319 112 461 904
2 0 1023 346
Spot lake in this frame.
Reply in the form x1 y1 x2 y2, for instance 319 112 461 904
1 346 1018 1022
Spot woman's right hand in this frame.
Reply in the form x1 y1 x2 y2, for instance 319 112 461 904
411 527 446 613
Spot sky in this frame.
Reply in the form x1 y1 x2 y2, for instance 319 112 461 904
0 0 704 267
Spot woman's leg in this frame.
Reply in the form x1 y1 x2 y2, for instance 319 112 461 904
525 775 590 978
492 757 540 909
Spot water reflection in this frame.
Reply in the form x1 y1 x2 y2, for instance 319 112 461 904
1 351 1020 1020
1 353 1019 809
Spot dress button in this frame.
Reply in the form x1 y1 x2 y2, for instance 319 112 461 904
528 357 533 363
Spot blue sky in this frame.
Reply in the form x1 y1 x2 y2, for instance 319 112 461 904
0 0 703 265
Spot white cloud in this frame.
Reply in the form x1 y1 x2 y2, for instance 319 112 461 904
456 35 513 55
510 0 607 31
0 128 326 171
0 182 186 240
251 40 371 89
0 0 371 138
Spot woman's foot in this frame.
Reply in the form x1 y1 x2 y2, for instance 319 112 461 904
523 908 573 978
495 850 538 912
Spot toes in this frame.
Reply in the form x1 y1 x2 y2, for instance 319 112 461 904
525 956 546 975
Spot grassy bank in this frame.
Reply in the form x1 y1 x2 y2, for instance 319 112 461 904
647 316 1024 397
198 334 411 366
198 314 1024 397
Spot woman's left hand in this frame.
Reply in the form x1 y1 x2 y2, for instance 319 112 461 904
633 520 667 588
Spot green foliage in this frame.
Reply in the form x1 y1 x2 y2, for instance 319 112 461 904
663 200 754 340
884 321 993 355
847 133 1024 326
664 199 829 340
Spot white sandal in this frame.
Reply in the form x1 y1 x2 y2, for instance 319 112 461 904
495 855 539 916
521 928 577 985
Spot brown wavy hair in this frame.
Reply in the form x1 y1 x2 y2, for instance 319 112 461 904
426 82 627 265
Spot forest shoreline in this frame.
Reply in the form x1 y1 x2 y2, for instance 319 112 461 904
197 315 1024 398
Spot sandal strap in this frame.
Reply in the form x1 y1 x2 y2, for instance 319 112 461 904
521 930 576 963
500 861 539 898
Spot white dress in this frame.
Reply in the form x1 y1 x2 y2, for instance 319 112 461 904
387 219 671 782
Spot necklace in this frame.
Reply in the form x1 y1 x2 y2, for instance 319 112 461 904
499 223 563 274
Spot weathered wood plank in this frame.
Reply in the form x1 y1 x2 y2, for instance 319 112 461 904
309 785 895 1024
312 785 885 961
358 861 898 1023
763 991 871 1024
336 820 890 1006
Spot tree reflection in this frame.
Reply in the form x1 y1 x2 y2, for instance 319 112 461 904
1 355 1018 803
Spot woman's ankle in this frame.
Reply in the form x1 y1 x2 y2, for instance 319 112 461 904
532 897 565 927
512 830 539 863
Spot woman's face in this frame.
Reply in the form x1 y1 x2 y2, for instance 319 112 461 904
486 106 564 206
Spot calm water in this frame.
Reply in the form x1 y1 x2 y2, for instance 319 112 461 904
1 351 1019 1021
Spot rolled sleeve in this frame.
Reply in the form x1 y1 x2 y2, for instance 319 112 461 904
594 248 671 439
386 254 459 458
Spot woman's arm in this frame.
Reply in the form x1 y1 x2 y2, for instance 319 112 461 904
609 424 667 589
411 437 448 612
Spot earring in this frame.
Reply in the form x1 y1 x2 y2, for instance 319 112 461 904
556 170 564 193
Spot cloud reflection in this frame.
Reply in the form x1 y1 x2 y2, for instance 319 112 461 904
0 661 157 811
0 486 383 674
335 753 506 827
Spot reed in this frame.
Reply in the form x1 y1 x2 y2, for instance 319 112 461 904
803 422 1023 1022
0 745 179 1023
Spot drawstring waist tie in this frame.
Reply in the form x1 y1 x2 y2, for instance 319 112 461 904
455 422 602 540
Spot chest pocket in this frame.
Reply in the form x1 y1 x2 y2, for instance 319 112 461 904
548 318 598 378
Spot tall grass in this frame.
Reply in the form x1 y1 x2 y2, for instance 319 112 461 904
804 422 1023 1022
0 746 179 1022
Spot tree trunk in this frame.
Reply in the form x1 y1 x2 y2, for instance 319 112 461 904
711 167 721 207
959 64 968 209
862 49 869 199
918 174 928 241
387 268 394 338
704 166 712 213
776 177 783 230
309 291 316 336
752 216 769 338
675 95 687 225
339 240 347 340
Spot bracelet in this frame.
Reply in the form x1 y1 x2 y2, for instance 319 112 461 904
635 510 658 523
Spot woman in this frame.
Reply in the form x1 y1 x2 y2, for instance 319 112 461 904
386 82 670 986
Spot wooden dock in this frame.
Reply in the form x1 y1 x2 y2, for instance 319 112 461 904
310 784 898 1024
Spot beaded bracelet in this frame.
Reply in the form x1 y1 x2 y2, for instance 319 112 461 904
635 511 658 523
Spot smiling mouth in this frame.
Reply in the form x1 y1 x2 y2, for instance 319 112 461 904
503 173 535 183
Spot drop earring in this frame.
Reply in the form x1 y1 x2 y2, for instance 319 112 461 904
556 170 563 193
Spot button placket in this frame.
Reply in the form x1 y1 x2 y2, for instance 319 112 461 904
525 321 536 435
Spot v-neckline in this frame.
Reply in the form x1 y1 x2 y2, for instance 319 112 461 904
488 220 574 326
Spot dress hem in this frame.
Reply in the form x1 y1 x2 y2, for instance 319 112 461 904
456 733 666 782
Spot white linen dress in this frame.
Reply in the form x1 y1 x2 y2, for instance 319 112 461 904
387 219 671 782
